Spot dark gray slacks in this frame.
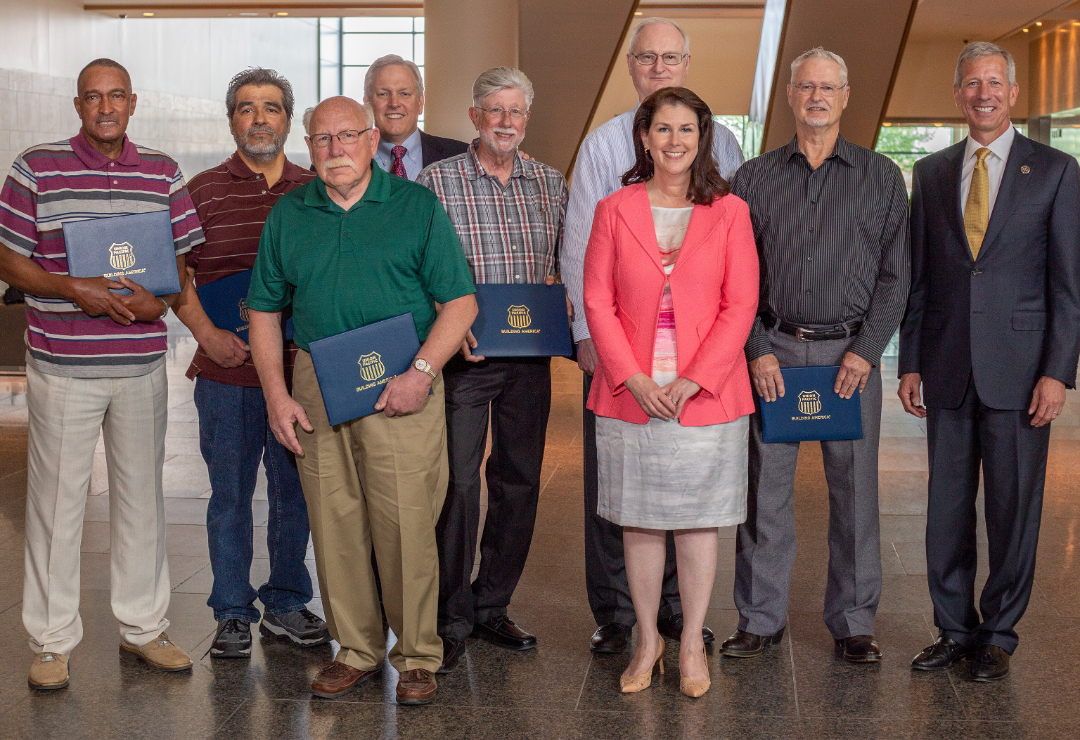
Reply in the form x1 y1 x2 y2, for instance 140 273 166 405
925 377 1049 655
437 358 551 642
583 372 681 626
734 328 883 639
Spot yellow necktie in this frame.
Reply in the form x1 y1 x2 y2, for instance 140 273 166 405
964 147 991 260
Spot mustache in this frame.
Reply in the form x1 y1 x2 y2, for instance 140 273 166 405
246 124 277 137
95 116 119 124
322 156 357 170
491 127 518 136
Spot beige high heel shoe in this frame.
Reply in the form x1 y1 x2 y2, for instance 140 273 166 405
680 647 712 698
620 637 665 693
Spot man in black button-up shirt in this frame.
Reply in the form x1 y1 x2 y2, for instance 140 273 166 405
722 48 910 663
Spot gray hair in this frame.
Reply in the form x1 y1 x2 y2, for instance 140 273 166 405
364 55 425 100
954 42 1016 87
305 97 374 135
472 67 534 110
226 67 295 121
791 47 848 87
627 18 690 56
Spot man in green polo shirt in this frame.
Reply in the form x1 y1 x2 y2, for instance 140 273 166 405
247 95 476 706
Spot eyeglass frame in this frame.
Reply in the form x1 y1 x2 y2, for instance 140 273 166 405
629 51 688 66
307 127 374 148
474 106 530 122
790 83 847 97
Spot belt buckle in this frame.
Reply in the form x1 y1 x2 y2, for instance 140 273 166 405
795 327 813 342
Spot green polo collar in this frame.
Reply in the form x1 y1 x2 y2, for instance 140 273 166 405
305 162 391 212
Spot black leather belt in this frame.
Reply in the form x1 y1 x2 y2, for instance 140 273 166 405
761 314 862 342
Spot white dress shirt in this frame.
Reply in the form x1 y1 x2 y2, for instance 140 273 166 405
374 127 424 181
960 125 1015 218
562 107 745 342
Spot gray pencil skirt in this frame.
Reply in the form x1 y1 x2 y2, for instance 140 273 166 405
595 414 749 530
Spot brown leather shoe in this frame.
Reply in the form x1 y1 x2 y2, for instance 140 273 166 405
835 635 882 663
720 627 785 658
119 632 192 671
28 652 69 690
396 668 437 705
311 661 382 698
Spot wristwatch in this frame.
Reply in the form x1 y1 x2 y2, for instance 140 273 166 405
413 358 436 380
157 298 170 320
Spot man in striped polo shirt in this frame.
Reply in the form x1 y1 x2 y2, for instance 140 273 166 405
174 68 329 658
0 59 203 690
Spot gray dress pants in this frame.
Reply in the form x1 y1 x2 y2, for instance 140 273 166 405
734 327 883 639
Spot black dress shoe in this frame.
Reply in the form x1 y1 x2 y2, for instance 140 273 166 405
590 623 631 654
911 636 973 671
656 614 715 644
835 635 882 663
437 636 466 674
720 627 785 658
971 644 1010 682
472 616 537 651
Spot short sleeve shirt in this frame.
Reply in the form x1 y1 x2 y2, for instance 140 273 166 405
0 131 203 377
248 164 475 350
185 154 315 387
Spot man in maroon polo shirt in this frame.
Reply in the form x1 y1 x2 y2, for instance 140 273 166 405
174 68 328 658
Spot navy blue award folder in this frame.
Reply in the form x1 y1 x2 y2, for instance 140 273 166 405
470 284 573 358
759 365 863 443
197 270 253 340
62 211 181 296
308 313 422 426
196 269 294 343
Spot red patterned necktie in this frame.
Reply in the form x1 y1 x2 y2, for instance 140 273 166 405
390 145 408 178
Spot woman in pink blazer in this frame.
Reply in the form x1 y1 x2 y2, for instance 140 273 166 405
584 87 759 698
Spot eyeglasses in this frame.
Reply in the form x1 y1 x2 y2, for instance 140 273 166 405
477 106 528 121
792 83 845 97
630 52 687 66
308 127 372 147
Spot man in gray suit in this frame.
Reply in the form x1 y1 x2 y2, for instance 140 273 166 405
899 42 1080 681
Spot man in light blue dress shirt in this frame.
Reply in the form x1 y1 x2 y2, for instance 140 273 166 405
562 17 745 654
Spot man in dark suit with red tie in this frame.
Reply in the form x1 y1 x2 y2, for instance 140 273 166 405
899 42 1080 682
364 54 468 181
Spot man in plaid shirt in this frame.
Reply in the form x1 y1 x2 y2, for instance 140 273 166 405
417 67 567 671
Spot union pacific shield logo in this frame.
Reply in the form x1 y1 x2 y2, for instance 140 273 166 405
238 298 250 323
798 390 822 416
507 305 531 329
108 242 135 271
358 352 385 382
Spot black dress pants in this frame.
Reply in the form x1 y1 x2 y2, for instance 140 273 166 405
582 372 681 627
925 377 1050 654
437 357 551 641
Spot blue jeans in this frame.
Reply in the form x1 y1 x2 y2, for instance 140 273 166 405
195 377 313 623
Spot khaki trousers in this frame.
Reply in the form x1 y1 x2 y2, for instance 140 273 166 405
292 351 447 673
23 363 171 654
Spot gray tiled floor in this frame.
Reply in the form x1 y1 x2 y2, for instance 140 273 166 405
0 327 1078 739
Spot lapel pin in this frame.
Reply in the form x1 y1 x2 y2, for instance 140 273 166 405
1021 165 1031 174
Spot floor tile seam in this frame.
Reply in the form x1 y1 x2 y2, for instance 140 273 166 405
795 714 1023 725
0 464 28 484
171 562 213 591
0 597 22 616
210 696 247 734
538 461 561 496
573 653 592 710
923 611 973 721
891 541 907 575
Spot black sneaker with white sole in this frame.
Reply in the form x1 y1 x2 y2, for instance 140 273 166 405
211 619 252 658
260 608 332 646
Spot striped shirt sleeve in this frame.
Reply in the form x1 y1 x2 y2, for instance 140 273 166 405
0 154 41 257
166 165 205 255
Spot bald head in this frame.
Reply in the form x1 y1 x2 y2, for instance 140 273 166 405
305 96 373 137
305 95 380 204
